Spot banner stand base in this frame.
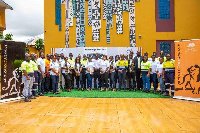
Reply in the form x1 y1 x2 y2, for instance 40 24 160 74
0 97 23 103
173 96 200 102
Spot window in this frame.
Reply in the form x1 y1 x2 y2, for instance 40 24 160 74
159 0 170 19
160 42 171 56
156 0 175 32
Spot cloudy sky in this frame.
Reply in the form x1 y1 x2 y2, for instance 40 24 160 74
3 0 44 41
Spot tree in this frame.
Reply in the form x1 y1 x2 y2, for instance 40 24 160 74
35 38 44 51
4 33 13 40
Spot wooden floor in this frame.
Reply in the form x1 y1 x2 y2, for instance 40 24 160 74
0 97 200 133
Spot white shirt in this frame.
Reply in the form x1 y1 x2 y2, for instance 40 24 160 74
74 63 82 73
86 61 95 74
156 63 163 74
151 60 159 74
92 58 101 69
65 62 71 73
61 61 66 73
137 57 140 69
109 60 116 73
37 57 46 73
50 61 60 75
100 60 110 73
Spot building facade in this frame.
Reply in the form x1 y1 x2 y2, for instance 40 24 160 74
0 0 12 32
44 0 200 58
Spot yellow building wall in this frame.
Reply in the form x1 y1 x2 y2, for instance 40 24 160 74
27 45 39 56
0 8 5 30
44 0 200 55
135 0 200 55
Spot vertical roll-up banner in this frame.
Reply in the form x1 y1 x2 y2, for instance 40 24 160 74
174 40 200 101
1 41 25 100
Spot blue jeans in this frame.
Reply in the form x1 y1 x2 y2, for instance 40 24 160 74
87 73 93 88
51 75 59 93
142 74 150 90
118 70 126 90
150 73 157 90
158 75 164 92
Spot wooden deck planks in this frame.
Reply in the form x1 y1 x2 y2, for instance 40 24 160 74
0 97 199 133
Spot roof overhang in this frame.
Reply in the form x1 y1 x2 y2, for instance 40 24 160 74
0 0 13 10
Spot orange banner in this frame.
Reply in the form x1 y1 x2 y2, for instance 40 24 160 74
175 40 200 99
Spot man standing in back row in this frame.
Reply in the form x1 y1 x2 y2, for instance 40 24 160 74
134 51 143 91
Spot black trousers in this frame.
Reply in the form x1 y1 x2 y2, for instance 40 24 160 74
114 70 119 88
70 70 75 89
136 68 143 90
45 75 51 92
82 68 87 89
63 73 71 89
94 70 100 88
128 71 136 89
100 72 109 88
75 73 83 88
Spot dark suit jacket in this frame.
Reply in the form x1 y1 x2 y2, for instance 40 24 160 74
134 56 143 69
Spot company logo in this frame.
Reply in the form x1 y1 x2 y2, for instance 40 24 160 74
186 43 197 52
187 43 195 48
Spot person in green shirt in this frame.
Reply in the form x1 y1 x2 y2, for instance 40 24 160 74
21 53 35 102
30 53 39 97
140 55 152 93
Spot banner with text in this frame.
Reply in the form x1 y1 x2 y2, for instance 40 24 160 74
175 40 200 100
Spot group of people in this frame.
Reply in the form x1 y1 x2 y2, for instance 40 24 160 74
21 51 175 102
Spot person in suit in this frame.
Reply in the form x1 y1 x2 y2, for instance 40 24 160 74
134 51 143 91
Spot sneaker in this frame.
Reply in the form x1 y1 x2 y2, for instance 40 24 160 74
162 92 169 96
159 91 163 95
170 96 174 98
39 93 44 96
25 97 31 102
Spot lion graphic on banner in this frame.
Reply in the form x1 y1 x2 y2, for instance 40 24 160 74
178 65 200 94
1 68 21 98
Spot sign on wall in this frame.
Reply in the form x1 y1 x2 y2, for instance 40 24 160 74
174 40 200 101
1 41 25 100
55 47 142 58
